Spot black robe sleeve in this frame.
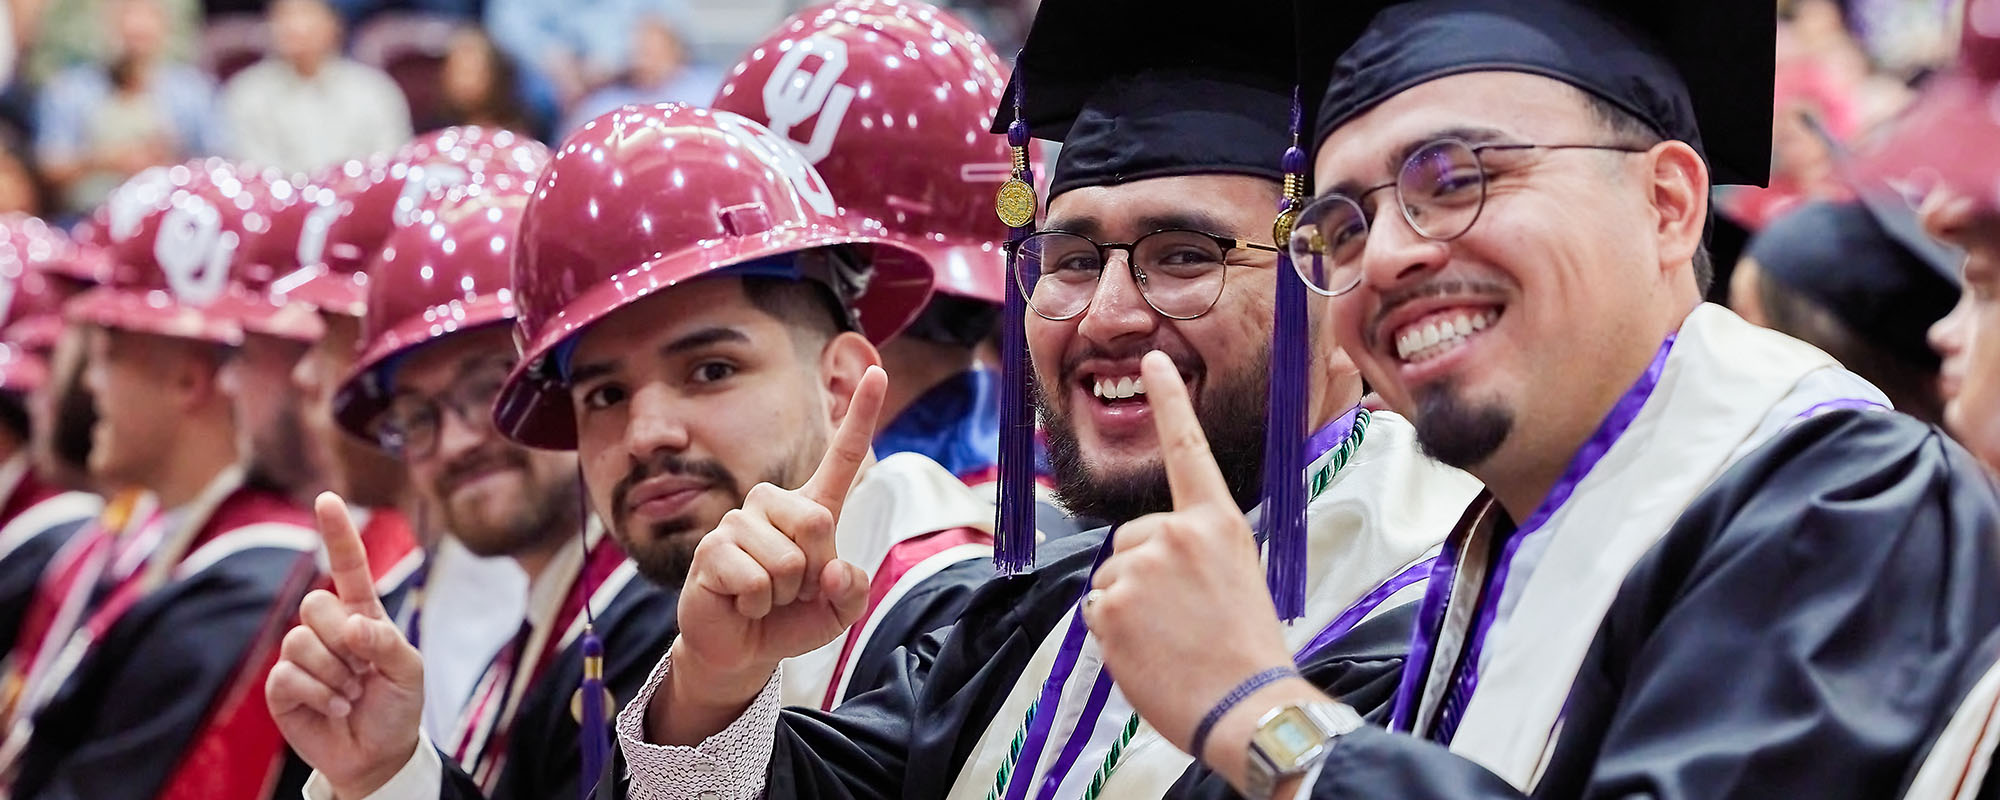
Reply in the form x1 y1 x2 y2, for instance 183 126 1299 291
436 579 680 800
12 546 312 800
740 528 1410 799
0 517 89 658
1310 410 2000 800
840 557 995 704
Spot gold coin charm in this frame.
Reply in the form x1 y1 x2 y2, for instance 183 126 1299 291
1272 206 1300 247
571 685 618 724
995 178 1036 228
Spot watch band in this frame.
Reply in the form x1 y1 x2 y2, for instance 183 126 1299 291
1243 700 1363 800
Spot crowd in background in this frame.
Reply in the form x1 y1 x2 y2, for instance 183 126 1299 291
0 0 1039 224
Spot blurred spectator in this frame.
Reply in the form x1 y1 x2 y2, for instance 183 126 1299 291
486 0 690 116
558 13 719 138
18 0 200 86
324 0 476 27
35 0 219 216
429 26 536 136
0 138 47 215
1731 197 1961 425
2 0 16 91
221 0 410 172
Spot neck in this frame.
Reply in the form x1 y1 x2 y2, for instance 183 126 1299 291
1481 299 1697 521
875 338 977 435
153 424 239 509
513 506 584 584
1310 371 1366 433
290 54 325 78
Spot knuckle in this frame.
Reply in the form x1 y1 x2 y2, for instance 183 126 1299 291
770 547 808 577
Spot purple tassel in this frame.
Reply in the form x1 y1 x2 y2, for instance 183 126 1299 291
1259 91 1311 620
577 630 609 800
994 75 1039 575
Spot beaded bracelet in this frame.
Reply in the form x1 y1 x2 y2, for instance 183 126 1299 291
1188 666 1300 763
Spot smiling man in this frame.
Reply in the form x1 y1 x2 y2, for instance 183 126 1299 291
1041 1 2000 799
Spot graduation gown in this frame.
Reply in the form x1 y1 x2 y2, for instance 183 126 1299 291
875 367 1084 543
0 460 100 660
8 479 320 800
1300 308 2000 799
614 410 1481 799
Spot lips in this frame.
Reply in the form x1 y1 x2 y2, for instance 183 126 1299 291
624 475 710 519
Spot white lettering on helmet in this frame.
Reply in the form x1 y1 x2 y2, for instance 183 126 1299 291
106 167 173 242
296 199 341 268
760 33 855 164
712 110 840 217
154 195 236 307
394 163 472 226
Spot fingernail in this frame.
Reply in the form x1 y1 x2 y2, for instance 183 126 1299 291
328 697 351 718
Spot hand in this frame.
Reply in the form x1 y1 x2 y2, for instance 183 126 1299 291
1083 352 1309 783
651 366 886 745
266 493 426 799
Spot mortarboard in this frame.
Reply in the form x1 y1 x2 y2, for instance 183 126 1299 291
1746 198 1960 367
989 0 1320 618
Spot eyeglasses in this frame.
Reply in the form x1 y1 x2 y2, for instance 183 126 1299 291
373 355 515 459
1008 229 1280 321
1287 138 1651 296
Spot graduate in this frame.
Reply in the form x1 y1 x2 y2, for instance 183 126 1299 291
1059 0 1998 797
4 161 324 800
270 104 995 799
613 0 1480 797
710 0 1077 540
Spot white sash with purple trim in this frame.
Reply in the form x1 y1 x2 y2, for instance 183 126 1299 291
1421 304 1884 790
940 409 1479 800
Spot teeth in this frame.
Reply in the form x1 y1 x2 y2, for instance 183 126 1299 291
1392 309 1500 363
1091 376 1149 400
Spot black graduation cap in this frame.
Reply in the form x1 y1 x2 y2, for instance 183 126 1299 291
993 0 1298 197
1746 198 1960 367
1296 0 1776 189
988 0 1322 619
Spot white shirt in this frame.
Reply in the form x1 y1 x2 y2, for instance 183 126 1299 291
220 57 412 173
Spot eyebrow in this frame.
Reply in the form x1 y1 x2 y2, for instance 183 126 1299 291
1045 209 1246 241
1311 125 1515 204
566 325 753 387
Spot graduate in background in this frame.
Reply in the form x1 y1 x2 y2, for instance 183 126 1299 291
4 161 323 800
614 0 1482 796
1064 0 1998 797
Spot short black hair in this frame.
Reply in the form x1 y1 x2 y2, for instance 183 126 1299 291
740 276 848 358
1577 89 1715 295
899 294 1001 349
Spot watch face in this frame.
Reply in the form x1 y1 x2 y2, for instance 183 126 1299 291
1255 707 1324 766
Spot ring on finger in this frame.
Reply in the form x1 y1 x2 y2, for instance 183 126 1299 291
1084 589 1106 611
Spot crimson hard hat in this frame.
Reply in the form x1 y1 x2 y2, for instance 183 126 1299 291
0 224 79 393
331 174 537 445
0 213 107 286
712 0 1012 304
1857 0 2000 207
279 127 551 318
492 103 934 449
218 166 327 342
64 160 264 345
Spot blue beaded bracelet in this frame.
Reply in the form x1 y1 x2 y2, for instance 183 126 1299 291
1188 666 1300 763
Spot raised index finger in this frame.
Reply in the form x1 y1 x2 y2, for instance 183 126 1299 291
1140 351 1235 511
315 492 385 619
797 365 888 518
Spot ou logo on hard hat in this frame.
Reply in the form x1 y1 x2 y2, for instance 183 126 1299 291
105 166 175 242
296 198 341 269
760 33 854 164
395 163 471 227
154 196 236 307
712 110 839 217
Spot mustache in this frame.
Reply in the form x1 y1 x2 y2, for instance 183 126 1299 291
437 443 530 497
611 451 738 517
1370 278 1511 346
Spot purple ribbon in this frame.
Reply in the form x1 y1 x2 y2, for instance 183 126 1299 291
1796 398 1887 418
1392 334 1677 741
1003 534 1116 800
1294 556 1437 662
1303 406 1362 468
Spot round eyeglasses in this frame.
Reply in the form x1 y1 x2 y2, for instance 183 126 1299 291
1287 138 1649 296
1008 228 1280 320
372 355 515 459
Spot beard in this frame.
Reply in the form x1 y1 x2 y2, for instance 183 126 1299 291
1409 378 1513 469
1042 346 1269 524
434 443 578 558
245 402 319 498
610 433 822 589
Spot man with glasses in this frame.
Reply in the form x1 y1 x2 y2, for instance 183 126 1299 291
616 0 1478 797
1031 1 2000 799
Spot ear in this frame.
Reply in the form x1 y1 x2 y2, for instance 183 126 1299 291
169 342 226 407
1647 140 1709 278
818 331 882 431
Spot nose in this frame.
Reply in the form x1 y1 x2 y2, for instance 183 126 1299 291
432 402 490 464
622 381 690 464
290 347 321 399
1932 292 1972 357
1357 202 1450 292
1074 251 1160 345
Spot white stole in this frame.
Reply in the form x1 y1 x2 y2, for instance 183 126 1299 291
941 411 1480 799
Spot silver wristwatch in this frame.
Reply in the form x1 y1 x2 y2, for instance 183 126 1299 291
1243 700 1363 800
